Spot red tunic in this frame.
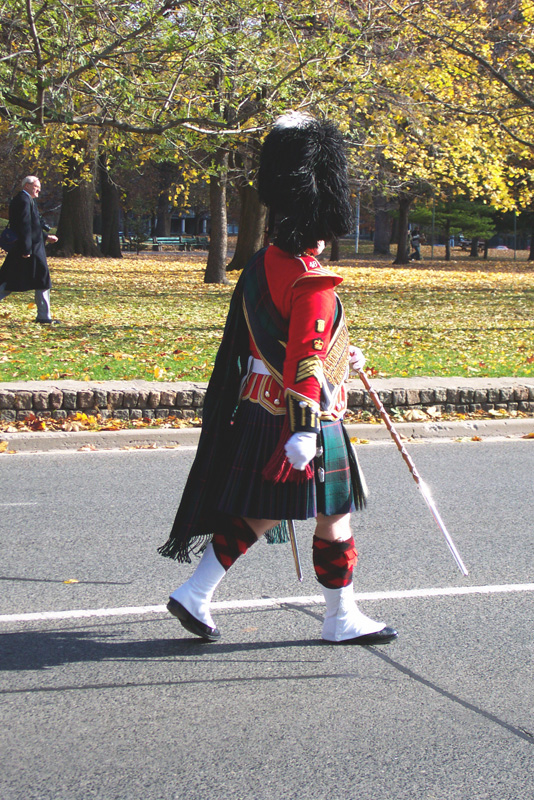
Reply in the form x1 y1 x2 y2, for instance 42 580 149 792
241 245 349 431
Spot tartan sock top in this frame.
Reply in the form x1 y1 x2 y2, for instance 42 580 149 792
312 535 358 588
212 517 259 571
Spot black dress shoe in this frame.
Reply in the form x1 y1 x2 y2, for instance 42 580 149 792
327 626 398 646
166 597 221 642
35 318 61 325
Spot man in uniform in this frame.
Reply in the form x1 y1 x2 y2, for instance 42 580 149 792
159 113 397 646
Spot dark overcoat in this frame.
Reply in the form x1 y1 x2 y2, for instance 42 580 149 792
0 191 51 291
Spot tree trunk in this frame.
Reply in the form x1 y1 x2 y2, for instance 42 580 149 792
329 237 340 262
54 179 100 257
470 237 479 258
53 133 100 257
227 180 266 271
444 219 451 261
483 240 489 259
98 153 122 258
204 147 229 284
155 191 172 236
373 194 392 254
528 215 534 260
393 195 412 265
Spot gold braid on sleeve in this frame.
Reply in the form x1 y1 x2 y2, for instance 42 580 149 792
285 390 321 434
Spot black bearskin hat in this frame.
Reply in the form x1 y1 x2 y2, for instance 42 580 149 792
257 112 353 255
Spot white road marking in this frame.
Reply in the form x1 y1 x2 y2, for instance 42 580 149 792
1 582 533 624
0 502 39 507
2 446 199 457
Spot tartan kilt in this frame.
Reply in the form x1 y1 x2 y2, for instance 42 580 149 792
216 399 358 520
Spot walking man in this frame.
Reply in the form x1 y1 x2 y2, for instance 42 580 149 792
159 113 397 647
0 176 59 324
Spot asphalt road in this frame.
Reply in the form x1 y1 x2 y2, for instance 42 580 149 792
1 439 533 800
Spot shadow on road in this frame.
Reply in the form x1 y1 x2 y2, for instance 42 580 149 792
0 625 328 674
1 621 533 749
367 647 534 746
2 618 533 750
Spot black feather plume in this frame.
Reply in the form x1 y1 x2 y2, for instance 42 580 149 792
258 112 352 254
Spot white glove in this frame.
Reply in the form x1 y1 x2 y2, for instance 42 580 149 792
307 240 325 255
284 432 318 470
348 345 366 373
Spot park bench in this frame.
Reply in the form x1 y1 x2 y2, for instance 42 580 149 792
152 235 209 251
120 235 137 252
118 234 210 252
120 234 152 252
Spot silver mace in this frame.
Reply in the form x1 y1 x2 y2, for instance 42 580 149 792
288 520 303 582
357 368 469 577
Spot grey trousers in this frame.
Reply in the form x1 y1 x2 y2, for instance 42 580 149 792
0 283 52 321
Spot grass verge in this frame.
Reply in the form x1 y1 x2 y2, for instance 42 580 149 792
0 248 533 382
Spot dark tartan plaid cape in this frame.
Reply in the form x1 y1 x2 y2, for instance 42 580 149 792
158 248 366 563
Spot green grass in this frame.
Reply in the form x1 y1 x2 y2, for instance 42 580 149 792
0 249 533 382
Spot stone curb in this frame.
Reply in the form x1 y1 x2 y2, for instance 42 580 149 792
1 377 534 424
0 380 206 423
1 418 533 454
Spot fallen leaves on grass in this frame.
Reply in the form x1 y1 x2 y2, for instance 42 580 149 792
0 256 231 382
0 254 533 381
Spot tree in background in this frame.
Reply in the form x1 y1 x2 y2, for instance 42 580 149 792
0 0 381 276
375 1 534 216
0 0 186 254
97 150 122 258
2 0 533 271
226 138 266 272
411 197 496 260
344 0 530 263
52 129 101 257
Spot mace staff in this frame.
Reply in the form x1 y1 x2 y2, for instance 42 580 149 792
357 368 469 577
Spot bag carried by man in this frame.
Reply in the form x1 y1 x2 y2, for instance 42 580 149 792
0 226 18 252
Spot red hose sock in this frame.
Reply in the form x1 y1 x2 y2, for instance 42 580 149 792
212 517 259 571
312 536 358 589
